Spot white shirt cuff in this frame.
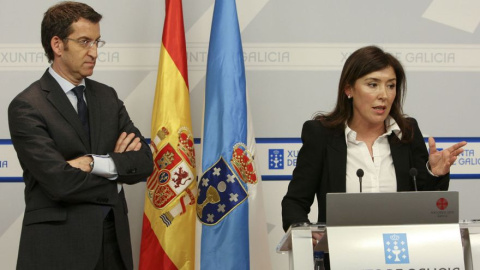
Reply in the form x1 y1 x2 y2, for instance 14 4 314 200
90 154 118 180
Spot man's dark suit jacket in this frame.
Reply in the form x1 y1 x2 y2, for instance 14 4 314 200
282 118 449 231
8 70 153 270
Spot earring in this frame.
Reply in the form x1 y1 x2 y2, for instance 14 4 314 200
347 95 352 99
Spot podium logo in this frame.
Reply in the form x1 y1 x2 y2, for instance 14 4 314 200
383 233 410 264
436 197 449 210
269 149 284 170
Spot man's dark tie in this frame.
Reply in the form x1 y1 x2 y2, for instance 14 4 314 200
72 86 111 217
72 86 89 137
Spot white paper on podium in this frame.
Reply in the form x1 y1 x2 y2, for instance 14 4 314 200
328 224 464 269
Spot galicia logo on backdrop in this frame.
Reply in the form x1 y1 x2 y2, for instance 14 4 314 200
269 149 284 170
383 233 410 264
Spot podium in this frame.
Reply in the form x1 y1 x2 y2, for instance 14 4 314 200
277 191 480 269
277 222 327 270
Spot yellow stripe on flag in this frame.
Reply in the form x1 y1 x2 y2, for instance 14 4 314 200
151 45 192 137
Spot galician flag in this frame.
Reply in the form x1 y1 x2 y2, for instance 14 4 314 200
197 0 271 269
139 0 197 269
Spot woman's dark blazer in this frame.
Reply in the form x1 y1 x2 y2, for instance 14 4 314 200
281 118 449 231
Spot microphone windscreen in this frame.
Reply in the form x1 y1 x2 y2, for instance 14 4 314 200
356 169 364 178
409 168 418 177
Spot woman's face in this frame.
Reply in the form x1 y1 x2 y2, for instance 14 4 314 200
345 66 397 129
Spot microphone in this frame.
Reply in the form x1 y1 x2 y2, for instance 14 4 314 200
356 169 364 193
409 168 418 191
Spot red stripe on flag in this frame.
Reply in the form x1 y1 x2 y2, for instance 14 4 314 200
162 0 188 88
180 196 187 214
139 214 178 270
147 169 160 190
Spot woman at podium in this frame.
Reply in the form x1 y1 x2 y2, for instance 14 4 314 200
281 45 467 268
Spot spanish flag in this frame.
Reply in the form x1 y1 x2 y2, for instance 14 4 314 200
139 0 196 269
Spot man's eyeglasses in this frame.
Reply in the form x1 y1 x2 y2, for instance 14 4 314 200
64 38 106 48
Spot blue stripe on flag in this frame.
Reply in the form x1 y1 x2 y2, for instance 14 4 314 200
199 0 250 268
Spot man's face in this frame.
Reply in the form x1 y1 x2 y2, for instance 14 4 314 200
54 18 101 84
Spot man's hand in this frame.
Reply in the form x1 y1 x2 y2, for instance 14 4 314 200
67 156 93 173
114 132 142 153
67 132 141 173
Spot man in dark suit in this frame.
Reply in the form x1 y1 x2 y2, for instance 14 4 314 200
8 2 153 270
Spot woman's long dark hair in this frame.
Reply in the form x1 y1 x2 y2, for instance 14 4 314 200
315 45 413 142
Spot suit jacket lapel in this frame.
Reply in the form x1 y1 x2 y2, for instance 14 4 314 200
40 71 91 151
328 129 347 192
389 135 411 191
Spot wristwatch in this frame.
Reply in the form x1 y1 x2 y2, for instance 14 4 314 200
89 159 94 170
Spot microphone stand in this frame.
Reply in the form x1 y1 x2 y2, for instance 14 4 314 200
356 169 364 193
